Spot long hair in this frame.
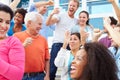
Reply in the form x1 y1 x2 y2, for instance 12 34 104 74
80 42 118 80
79 10 94 30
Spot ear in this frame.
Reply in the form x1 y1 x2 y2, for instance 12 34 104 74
27 20 32 28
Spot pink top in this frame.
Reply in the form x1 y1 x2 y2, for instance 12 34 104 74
0 36 25 80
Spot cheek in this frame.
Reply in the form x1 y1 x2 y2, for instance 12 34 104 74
2 25 9 31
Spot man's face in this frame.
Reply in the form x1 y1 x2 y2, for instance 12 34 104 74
28 16 42 36
38 5 48 15
68 0 78 17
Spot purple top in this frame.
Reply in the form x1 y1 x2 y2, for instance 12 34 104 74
0 36 25 80
99 36 111 48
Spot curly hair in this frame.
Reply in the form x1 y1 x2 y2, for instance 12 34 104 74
14 8 27 23
80 42 118 80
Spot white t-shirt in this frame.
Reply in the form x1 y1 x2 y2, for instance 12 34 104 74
53 12 78 43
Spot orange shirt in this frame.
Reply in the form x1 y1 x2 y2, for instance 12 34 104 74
14 31 50 73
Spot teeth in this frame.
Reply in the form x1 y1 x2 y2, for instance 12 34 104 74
71 66 76 70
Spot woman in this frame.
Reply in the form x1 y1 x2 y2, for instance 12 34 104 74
0 3 25 80
54 31 81 80
70 42 118 80
7 8 27 36
71 10 93 45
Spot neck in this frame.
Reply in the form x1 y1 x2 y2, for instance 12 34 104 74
80 24 86 27
14 23 22 27
68 12 74 18
26 30 39 38
71 49 79 56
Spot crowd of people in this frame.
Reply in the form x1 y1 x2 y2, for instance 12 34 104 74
0 0 120 80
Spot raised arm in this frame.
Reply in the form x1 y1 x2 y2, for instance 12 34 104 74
108 0 120 22
9 0 20 11
46 8 60 26
104 17 120 47
35 0 54 8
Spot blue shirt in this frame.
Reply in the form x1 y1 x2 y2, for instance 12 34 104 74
109 47 120 79
7 19 26 36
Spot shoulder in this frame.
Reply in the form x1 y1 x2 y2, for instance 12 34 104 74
6 36 22 46
14 31 25 36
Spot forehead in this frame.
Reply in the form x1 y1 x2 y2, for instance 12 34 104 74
69 0 78 6
79 12 87 16
0 11 10 20
76 49 87 58
39 5 48 8
71 34 79 39
15 13 23 17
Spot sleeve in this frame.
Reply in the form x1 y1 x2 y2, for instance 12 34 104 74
0 37 25 80
54 48 68 68
45 39 50 60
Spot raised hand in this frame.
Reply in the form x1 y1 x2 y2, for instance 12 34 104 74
23 37 33 47
47 0 54 6
92 29 103 42
64 31 71 44
51 8 60 15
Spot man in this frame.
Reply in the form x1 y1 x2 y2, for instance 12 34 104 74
14 12 50 80
27 0 55 40
46 0 79 79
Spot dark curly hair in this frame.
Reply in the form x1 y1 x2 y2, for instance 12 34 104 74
79 42 118 80
14 8 27 24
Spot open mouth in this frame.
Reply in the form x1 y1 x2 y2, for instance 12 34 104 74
70 65 76 74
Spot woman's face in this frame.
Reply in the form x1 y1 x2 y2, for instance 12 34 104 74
69 34 81 50
0 11 10 39
70 49 87 79
14 12 24 24
79 12 88 25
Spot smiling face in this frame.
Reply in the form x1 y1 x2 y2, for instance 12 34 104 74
38 5 48 15
28 15 42 36
0 11 10 39
70 49 87 79
69 33 81 51
14 12 24 24
68 0 78 18
79 12 89 26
